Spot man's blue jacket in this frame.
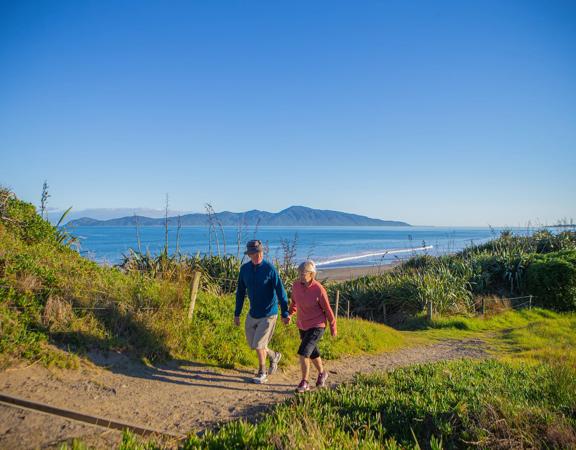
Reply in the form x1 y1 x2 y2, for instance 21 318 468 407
235 260 289 319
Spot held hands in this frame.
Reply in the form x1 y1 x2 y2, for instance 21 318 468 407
234 316 240 327
282 316 291 325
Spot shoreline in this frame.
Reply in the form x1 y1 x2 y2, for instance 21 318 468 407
317 262 401 282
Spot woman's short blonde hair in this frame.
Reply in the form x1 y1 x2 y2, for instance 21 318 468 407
298 260 317 275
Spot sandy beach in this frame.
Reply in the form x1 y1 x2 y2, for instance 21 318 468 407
317 262 400 282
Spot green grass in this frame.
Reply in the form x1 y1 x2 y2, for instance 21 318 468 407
139 292 407 369
401 308 576 366
403 307 559 336
400 309 576 379
494 313 576 366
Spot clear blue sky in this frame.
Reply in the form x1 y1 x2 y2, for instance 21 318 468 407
1 0 575 226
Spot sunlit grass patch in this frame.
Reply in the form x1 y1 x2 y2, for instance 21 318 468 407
399 308 560 340
494 313 576 366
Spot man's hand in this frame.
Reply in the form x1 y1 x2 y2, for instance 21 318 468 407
282 316 291 325
234 316 241 327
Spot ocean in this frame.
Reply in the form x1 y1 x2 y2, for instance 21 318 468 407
68 225 538 268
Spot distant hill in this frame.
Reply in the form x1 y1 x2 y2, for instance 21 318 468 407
66 206 410 227
47 207 190 224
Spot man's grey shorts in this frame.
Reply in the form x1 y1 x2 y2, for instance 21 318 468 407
245 314 277 350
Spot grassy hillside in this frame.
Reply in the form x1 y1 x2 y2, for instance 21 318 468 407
0 189 404 369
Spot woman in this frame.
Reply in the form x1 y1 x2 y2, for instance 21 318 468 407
287 260 337 393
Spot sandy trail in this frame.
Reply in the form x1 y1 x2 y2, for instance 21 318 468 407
0 338 487 449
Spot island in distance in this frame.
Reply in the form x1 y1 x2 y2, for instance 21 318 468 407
66 206 411 227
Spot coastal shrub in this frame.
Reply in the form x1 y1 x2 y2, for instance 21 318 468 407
321 229 576 322
413 265 473 315
459 230 575 297
119 248 298 296
397 253 437 271
469 251 533 296
325 272 418 322
531 229 576 253
326 264 474 323
119 250 242 295
462 229 576 257
524 250 576 311
186 254 241 293
465 253 501 294
404 230 575 299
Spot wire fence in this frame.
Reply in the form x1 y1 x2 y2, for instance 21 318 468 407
2 270 536 322
4 305 166 312
328 291 538 324
508 295 535 310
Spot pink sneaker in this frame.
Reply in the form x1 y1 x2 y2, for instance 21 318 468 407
296 380 310 393
316 371 328 387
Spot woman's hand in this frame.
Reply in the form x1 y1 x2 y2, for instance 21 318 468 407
282 316 291 325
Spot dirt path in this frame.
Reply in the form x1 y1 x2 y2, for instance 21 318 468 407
0 338 487 449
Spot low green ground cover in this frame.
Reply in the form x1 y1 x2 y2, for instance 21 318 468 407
176 359 574 449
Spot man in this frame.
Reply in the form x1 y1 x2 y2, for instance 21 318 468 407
235 239 289 384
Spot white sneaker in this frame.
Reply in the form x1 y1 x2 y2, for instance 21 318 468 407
252 371 268 384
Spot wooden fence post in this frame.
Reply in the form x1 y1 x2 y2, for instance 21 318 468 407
382 303 387 323
335 290 340 320
481 297 486 316
187 271 201 320
347 300 350 319
427 301 433 321
529 295 533 310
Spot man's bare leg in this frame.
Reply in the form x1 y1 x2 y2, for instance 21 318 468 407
256 349 267 373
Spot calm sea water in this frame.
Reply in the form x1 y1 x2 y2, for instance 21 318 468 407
68 225 538 268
